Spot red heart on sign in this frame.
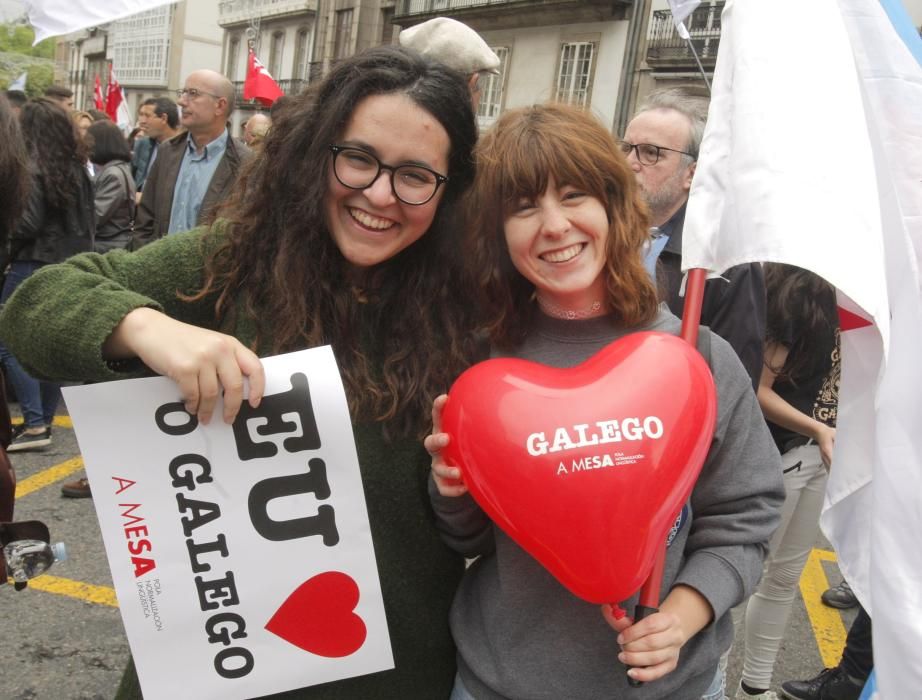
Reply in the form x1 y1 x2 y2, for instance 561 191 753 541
442 331 717 604
265 571 367 657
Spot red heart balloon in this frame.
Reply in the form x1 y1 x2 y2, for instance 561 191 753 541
265 571 367 657
442 331 717 604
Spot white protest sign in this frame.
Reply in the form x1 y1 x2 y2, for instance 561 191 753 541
63 346 393 700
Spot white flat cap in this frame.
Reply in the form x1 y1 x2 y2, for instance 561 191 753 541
400 17 501 75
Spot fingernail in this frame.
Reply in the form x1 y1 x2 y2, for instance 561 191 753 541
627 669 639 679
617 653 626 663
617 635 625 645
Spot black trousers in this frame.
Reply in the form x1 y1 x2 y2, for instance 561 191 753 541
841 605 873 681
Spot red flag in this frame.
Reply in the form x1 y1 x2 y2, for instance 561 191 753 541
837 306 874 332
94 74 106 111
105 65 122 122
243 48 284 106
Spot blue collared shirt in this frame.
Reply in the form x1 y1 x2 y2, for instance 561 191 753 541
168 129 229 235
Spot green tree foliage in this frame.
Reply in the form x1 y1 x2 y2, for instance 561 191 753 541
0 24 55 58
23 63 53 98
1 23 56 96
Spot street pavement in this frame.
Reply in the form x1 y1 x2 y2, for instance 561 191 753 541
2 406 858 700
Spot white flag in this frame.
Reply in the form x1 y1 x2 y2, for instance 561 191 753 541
22 0 180 43
9 72 27 91
666 0 702 24
666 0 701 39
682 0 922 695
831 2 922 697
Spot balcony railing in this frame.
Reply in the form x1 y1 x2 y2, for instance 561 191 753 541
233 70 323 106
395 0 525 18
219 0 317 26
646 0 724 67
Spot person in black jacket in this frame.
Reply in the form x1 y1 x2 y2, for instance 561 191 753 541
0 98 94 452
87 119 136 253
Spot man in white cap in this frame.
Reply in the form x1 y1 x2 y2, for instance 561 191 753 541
399 17 500 111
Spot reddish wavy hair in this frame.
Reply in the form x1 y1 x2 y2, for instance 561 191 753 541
464 103 659 347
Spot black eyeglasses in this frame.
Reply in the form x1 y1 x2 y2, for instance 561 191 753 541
175 87 222 101
329 145 448 206
618 140 695 166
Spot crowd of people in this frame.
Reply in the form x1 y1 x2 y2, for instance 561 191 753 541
0 16 867 700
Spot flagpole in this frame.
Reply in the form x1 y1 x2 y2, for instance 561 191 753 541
677 21 712 94
626 267 708 687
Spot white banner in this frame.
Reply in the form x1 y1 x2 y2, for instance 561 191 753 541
23 0 180 42
63 347 393 700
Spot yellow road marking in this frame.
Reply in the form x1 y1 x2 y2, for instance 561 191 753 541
11 454 117 609
12 451 855 653
27 574 118 607
11 415 73 429
14 456 85 498
800 548 848 667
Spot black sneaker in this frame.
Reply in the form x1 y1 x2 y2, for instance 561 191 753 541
781 667 863 700
821 580 858 609
7 426 52 452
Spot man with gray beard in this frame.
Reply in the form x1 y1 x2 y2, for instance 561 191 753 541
622 87 766 388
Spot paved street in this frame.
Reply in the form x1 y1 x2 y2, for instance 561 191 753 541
2 407 858 700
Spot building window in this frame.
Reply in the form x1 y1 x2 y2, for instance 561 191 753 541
380 7 395 46
476 46 510 127
555 41 595 107
109 5 173 87
269 31 285 78
227 36 240 82
334 9 354 60
294 27 312 81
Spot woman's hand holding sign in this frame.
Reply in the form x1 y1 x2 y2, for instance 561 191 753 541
426 394 468 498
105 307 266 425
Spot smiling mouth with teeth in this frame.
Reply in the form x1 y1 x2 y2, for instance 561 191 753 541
349 207 395 231
541 243 585 263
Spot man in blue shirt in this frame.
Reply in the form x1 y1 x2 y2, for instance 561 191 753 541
131 70 252 248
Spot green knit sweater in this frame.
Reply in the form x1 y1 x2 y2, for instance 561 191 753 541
0 228 465 699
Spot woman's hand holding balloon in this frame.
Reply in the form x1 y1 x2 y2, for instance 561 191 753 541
601 585 713 683
425 394 468 497
105 307 265 425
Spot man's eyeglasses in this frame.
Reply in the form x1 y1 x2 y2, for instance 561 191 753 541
618 140 695 166
175 87 222 101
329 145 448 206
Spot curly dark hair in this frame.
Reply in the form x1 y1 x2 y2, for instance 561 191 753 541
764 263 838 384
19 98 88 214
197 46 480 437
464 103 659 348
0 93 29 244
